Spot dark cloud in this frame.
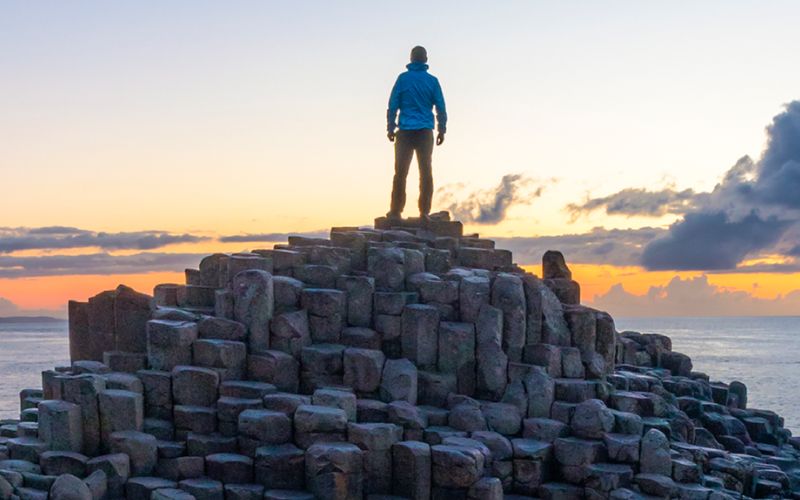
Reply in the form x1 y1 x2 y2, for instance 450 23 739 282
438 174 545 224
640 103 800 270
494 226 664 267
578 100 800 271
0 252 205 278
641 211 792 270
712 262 800 274
750 100 800 209
590 275 800 317
219 230 329 243
567 187 698 218
0 227 208 253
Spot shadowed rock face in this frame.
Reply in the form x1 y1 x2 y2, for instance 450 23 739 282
3 212 796 499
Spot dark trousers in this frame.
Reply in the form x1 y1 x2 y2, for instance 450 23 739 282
391 129 434 216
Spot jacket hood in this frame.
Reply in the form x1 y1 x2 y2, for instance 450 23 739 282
406 62 429 71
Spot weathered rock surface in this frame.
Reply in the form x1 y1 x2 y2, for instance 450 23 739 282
4 213 793 499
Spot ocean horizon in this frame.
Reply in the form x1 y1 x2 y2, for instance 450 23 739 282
1 316 798 432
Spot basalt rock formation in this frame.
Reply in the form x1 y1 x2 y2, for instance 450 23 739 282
1 212 799 499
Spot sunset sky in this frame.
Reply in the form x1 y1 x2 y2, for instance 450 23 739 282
3 1 800 317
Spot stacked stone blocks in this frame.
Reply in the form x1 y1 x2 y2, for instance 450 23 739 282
1 213 798 499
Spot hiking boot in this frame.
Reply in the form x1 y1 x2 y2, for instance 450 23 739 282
386 211 402 221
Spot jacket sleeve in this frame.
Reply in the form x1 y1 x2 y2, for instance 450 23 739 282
387 77 401 133
433 78 447 134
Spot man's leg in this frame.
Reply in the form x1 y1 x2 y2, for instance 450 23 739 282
390 131 415 217
416 129 435 216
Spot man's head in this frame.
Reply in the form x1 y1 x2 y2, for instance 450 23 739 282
410 46 428 63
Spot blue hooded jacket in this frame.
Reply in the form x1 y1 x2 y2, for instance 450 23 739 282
387 62 447 133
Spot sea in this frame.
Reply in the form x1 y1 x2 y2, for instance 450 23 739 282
616 316 800 433
0 317 798 432
0 320 69 420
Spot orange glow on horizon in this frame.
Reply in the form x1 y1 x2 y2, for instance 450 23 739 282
521 263 800 303
0 272 185 314
2 262 799 317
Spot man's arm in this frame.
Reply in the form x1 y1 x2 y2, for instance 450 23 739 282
387 77 401 140
433 78 447 145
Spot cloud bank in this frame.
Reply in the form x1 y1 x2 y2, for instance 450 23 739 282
0 226 334 278
219 230 329 243
0 252 205 278
590 275 800 317
494 227 664 267
568 101 800 271
641 211 792 270
0 227 208 253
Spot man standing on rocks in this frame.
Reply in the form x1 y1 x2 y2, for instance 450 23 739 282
386 45 448 222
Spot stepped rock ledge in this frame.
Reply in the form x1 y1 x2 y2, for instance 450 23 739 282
2 212 798 499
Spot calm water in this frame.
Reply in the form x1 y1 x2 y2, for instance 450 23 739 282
0 317 797 432
617 316 800 433
0 321 69 419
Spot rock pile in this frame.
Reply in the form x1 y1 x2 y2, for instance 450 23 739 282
1 212 799 499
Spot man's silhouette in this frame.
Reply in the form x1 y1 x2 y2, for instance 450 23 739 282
386 45 447 222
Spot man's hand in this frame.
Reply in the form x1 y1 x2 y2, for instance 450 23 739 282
387 131 396 142
436 132 445 146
